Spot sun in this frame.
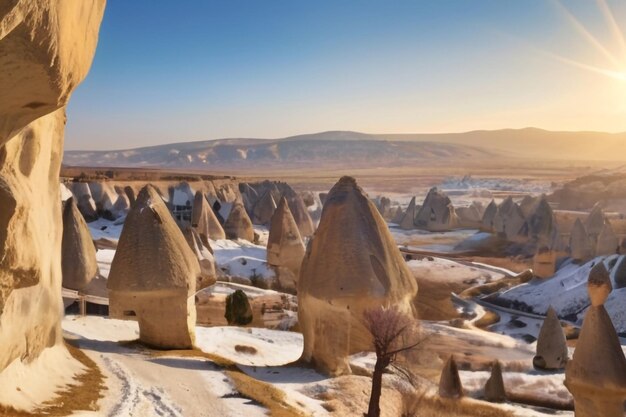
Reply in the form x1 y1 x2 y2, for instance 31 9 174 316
542 0 626 83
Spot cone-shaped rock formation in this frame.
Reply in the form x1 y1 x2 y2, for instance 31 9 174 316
596 221 618 256
439 356 463 399
565 262 626 417
484 361 506 402
298 176 417 375
252 191 277 225
192 191 225 242
399 197 417 230
224 201 255 241
183 226 216 291
415 187 458 231
107 185 199 349
267 197 306 291
533 306 568 370
570 219 592 261
282 186 315 237
62 198 98 291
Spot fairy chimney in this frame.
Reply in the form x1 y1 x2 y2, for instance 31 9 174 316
439 356 463 399
484 361 506 402
399 197 417 230
596 221 619 256
565 262 626 417
224 201 255 242
267 197 306 291
533 306 568 370
570 219 593 261
252 191 277 225
107 185 199 349
61 198 98 291
191 191 225 242
298 176 417 375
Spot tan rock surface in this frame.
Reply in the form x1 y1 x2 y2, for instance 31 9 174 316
182 227 216 291
108 185 199 349
399 196 417 230
596 221 619 255
224 201 255 242
439 356 463 399
565 263 626 417
484 360 506 402
0 0 104 374
415 187 458 231
267 197 306 291
298 176 417 375
252 190 277 225
533 306 568 370
61 198 98 291
570 218 592 261
191 191 225 242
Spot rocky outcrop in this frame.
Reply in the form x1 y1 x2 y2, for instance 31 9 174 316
456 201 483 228
224 201 255 242
399 197 417 230
493 200 527 242
570 219 593 261
252 191 277 225
298 176 417 375
565 263 626 417
108 186 199 349
533 246 557 279
596 221 618 256
584 204 605 239
481 200 498 231
415 187 458 231
61 198 98 291
0 0 104 374
484 361 506 402
191 191 225 242
528 197 554 245
183 227 216 291
533 306 568 370
267 197 306 291
71 182 98 221
439 356 463 399
282 186 315 237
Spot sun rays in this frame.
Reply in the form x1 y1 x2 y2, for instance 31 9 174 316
543 0 626 82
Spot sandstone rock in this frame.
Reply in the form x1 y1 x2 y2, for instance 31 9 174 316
111 192 131 218
494 201 527 242
282 186 315 237
533 246 557 279
0 0 104 374
71 182 98 221
390 206 405 224
252 191 277 225
456 202 483 227
183 227 216 291
528 197 554 244
191 191 225 242
107 185 199 349
570 219 592 261
319 192 328 205
399 197 417 230
61 198 98 291
565 263 626 417
267 197 306 291
439 356 463 399
212 200 225 224
124 185 136 206
533 306 568 370
481 200 498 232
585 204 605 239
484 360 506 402
298 176 417 375
415 187 458 231
596 221 619 256
224 201 255 242
519 195 540 218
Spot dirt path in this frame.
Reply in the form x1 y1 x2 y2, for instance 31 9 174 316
66 331 266 417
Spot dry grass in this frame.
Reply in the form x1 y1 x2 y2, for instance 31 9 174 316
0 341 105 417
406 394 514 417
225 370 306 417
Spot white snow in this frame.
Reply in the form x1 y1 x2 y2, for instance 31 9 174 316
407 257 505 285
88 218 124 242
96 248 115 279
211 238 275 283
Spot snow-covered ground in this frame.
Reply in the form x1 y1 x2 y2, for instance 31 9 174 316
497 255 626 331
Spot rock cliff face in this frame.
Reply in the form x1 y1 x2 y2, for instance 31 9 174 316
0 1 105 373
298 176 417 375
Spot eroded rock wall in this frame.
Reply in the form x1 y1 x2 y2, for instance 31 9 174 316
0 0 105 373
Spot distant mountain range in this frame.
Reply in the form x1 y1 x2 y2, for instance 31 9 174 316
63 128 626 170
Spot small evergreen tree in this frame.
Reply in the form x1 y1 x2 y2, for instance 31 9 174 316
225 289 253 325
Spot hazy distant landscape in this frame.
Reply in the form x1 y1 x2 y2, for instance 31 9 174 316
64 128 626 171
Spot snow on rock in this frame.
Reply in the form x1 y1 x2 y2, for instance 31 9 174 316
96 248 115 279
497 255 626 329
408 257 505 286
63 315 139 342
89 218 124 242
211 239 275 284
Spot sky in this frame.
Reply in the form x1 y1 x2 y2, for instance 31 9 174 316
66 0 626 150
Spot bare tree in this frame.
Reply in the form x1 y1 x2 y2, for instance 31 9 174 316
362 306 422 417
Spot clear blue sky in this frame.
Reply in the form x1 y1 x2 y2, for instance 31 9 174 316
66 0 626 150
